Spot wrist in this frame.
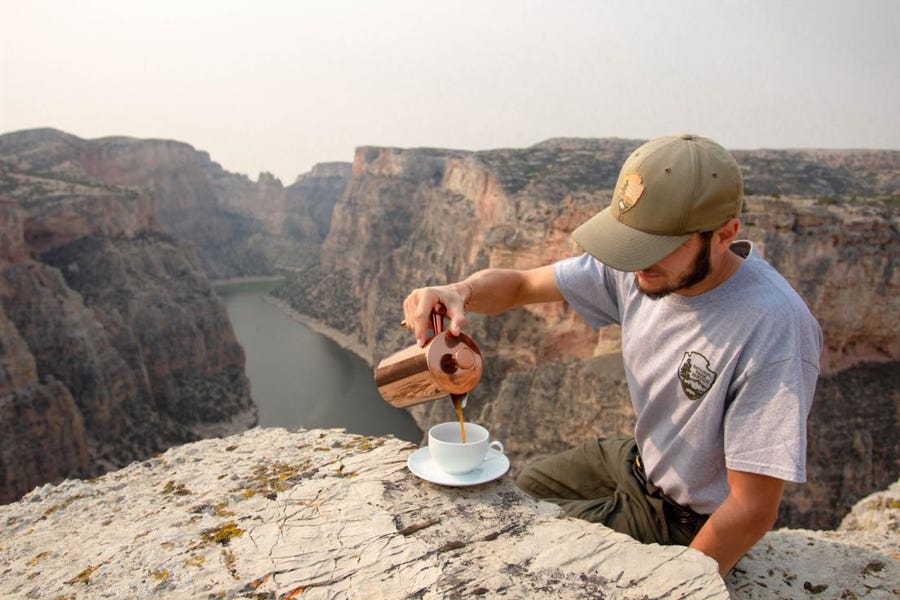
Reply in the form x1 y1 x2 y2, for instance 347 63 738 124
460 280 474 309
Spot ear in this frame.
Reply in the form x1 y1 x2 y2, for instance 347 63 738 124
714 218 740 250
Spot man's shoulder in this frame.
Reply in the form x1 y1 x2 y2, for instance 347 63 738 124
739 243 810 310
734 245 823 350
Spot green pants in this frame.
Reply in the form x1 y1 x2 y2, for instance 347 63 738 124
516 437 707 546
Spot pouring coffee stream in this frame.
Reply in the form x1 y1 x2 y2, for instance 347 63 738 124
450 393 467 443
374 304 483 443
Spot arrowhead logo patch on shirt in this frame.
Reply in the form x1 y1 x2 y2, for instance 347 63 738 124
678 351 717 401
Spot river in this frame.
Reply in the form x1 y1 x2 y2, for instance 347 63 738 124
214 280 422 443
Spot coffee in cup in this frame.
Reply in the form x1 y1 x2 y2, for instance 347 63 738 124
428 422 504 475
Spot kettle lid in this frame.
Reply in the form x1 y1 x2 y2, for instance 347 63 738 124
426 331 483 395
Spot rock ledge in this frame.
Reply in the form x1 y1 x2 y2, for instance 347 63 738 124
0 428 896 599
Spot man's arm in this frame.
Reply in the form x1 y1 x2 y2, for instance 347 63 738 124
403 266 562 346
689 469 785 577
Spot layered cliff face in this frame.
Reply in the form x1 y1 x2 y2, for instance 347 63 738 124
0 133 257 503
0 129 352 280
273 139 899 530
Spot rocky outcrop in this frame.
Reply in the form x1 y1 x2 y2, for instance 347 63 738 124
272 139 899 531
259 162 353 273
0 134 257 503
0 128 353 279
731 148 900 197
0 128 357 503
0 428 895 599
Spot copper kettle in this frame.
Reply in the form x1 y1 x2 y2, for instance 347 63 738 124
374 307 483 408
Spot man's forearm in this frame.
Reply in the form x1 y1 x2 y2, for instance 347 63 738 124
463 266 561 315
689 497 771 576
403 266 558 344
461 269 528 315
689 470 783 577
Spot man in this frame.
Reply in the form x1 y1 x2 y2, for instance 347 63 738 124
402 134 823 576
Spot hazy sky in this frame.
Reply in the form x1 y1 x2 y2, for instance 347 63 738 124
2 0 899 183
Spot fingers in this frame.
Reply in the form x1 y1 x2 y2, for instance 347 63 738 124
443 283 469 336
448 311 468 337
403 285 468 346
403 288 433 346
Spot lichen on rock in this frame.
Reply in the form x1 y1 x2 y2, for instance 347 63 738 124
0 427 896 599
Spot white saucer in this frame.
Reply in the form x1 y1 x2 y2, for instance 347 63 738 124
407 446 510 487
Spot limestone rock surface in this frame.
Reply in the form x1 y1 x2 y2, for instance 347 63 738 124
1 428 897 600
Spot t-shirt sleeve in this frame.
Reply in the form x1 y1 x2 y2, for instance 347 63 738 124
553 253 621 329
723 355 820 483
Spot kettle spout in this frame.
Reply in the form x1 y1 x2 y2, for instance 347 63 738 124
450 393 467 409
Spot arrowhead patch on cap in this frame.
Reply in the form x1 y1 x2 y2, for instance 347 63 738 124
616 172 644 213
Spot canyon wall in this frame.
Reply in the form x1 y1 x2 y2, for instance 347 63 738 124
0 128 352 280
0 130 260 503
272 139 899 530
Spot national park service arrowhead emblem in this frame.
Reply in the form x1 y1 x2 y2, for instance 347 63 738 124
678 351 717 401
616 172 644 213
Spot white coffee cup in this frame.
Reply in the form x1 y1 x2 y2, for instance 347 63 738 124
428 422 504 475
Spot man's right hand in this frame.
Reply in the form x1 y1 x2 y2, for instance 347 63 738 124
402 282 470 347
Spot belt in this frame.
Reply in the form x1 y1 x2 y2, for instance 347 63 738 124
632 455 707 530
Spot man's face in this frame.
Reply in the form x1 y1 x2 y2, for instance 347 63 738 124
635 233 712 300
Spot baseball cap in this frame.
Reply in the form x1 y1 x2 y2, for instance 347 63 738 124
571 133 743 272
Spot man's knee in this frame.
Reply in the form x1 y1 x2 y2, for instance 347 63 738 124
515 464 545 498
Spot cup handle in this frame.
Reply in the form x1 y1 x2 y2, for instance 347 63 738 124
488 441 504 457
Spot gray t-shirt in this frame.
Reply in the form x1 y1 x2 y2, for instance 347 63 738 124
554 241 823 514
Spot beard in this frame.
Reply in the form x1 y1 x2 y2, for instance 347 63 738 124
637 233 713 300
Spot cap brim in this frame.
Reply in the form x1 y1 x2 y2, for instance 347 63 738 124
571 208 692 272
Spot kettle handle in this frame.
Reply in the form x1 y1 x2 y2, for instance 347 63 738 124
431 303 446 336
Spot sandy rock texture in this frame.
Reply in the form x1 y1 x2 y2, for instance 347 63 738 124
1 428 896 600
